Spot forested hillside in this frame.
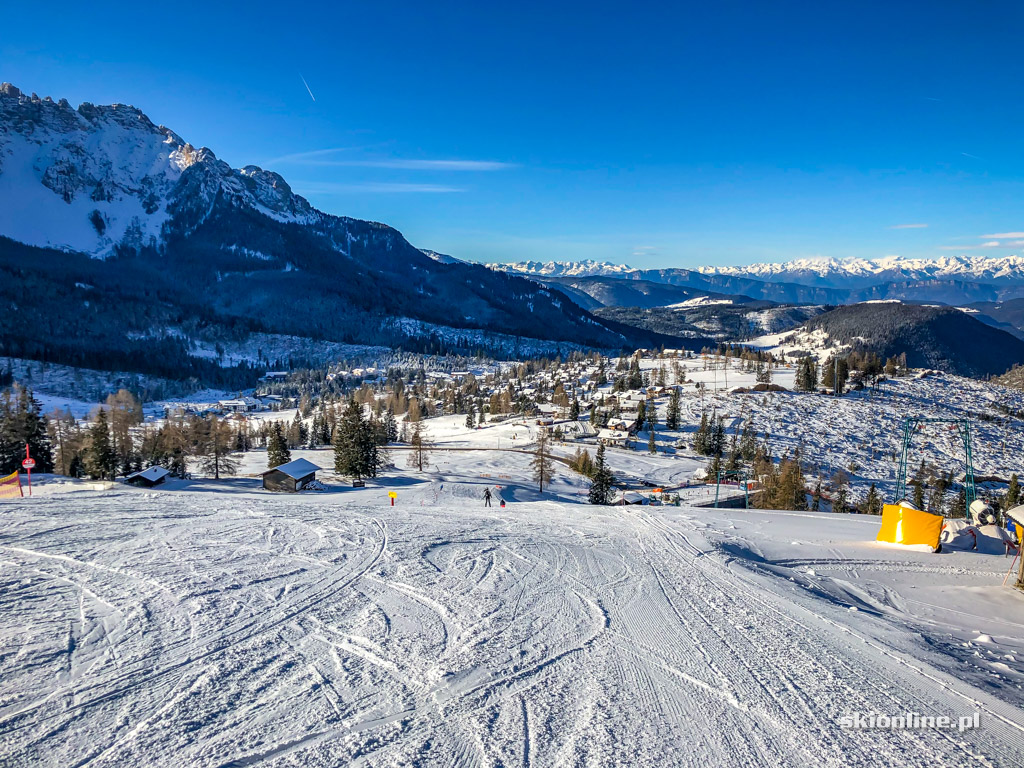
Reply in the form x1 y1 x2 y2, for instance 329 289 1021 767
803 303 1024 378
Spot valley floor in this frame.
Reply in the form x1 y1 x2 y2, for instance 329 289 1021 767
2 474 1023 767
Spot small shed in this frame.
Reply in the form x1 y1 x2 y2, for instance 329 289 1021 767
614 491 646 506
125 465 171 488
262 458 322 492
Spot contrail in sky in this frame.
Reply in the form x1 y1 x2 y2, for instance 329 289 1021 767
299 74 316 102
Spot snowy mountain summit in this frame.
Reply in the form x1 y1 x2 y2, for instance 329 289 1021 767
0 82 316 257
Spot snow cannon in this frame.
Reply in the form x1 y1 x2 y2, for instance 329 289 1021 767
877 501 943 552
969 499 997 526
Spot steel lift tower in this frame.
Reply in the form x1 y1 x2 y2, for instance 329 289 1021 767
894 417 976 519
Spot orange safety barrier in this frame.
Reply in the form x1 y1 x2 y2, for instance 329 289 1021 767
0 470 23 498
877 503 943 550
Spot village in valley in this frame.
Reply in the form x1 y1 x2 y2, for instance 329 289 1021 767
18 345 1024 519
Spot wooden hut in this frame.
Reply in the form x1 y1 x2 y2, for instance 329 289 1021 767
125 465 171 488
261 458 322 493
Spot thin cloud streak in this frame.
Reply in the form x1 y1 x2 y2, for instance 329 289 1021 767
294 181 464 194
263 147 362 166
888 223 928 229
265 149 515 171
981 232 1024 239
332 159 515 171
299 73 316 102
939 241 1002 250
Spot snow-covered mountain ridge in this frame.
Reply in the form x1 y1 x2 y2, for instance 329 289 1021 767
0 82 317 257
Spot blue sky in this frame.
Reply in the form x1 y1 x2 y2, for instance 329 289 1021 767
4 1 1024 268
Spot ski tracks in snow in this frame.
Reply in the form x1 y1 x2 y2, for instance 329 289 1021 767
0 497 1021 767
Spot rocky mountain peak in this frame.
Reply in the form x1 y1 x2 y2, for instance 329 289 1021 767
0 83 320 257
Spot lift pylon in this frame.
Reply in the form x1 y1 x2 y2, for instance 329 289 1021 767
893 417 976 518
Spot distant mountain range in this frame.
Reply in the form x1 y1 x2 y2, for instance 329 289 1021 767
484 259 636 278
0 84 686 385
488 257 1024 309
487 257 1024 375
697 255 1024 288
491 255 1024 287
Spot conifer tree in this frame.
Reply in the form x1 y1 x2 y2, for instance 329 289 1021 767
862 483 882 515
665 388 681 431
739 419 757 461
382 409 398 443
85 408 116 480
334 400 365 479
0 385 54 474
796 357 819 392
334 400 386 480
911 480 925 510
832 471 851 513
646 404 658 433
309 413 324 448
694 412 710 454
821 355 849 395
588 443 615 505
465 404 475 429
267 422 291 469
648 428 656 455
709 416 726 458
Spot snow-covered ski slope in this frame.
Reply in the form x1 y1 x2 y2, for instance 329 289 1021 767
2 482 1023 767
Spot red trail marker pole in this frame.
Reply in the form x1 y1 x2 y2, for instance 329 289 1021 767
22 444 35 497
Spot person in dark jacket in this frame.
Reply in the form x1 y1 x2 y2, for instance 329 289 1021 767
484 488 492 507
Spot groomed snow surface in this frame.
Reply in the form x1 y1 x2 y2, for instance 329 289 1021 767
2 460 1024 767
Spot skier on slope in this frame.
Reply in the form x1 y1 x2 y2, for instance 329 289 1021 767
483 488 492 507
